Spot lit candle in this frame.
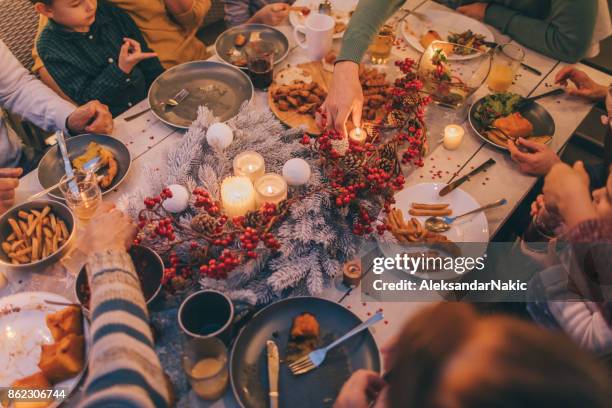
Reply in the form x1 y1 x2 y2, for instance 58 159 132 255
349 127 367 144
233 151 265 182
443 124 465 150
255 173 288 207
220 176 256 217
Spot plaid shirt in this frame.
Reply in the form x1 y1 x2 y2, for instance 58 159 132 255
37 0 163 117
224 0 293 27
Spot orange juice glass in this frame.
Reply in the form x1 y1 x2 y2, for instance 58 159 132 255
487 43 524 92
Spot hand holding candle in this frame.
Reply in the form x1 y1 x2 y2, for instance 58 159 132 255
443 124 465 150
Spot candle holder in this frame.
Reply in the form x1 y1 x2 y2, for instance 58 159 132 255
254 173 288 207
233 151 265 182
220 176 257 217
349 127 368 144
443 124 464 150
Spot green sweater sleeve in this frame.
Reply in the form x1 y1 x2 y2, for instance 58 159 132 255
337 0 407 63
484 0 597 63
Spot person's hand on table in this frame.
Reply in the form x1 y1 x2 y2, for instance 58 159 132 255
320 61 363 136
81 203 137 254
507 138 560 176
457 2 488 21
543 161 596 228
67 100 113 135
333 369 386 408
251 3 289 26
0 168 23 215
555 66 607 101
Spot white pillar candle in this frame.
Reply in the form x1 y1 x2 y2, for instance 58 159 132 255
254 173 288 207
220 176 256 217
349 127 367 144
443 124 465 150
233 151 265 183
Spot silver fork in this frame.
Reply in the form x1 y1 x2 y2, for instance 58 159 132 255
27 156 102 201
288 311 384 376
124 88 189 121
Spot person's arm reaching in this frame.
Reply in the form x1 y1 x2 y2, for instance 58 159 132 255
79 207 170 408
482 0 597 63
0 40 74 133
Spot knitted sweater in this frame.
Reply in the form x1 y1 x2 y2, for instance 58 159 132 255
80 249 170 408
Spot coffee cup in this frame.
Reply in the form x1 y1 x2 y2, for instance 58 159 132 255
293 13 335 61
178 290 235 343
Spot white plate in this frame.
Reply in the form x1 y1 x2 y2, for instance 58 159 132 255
289 0 358 39
378 183 489 280
0 292 89 407
401 9 494 61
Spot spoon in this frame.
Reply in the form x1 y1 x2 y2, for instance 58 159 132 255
425 198 507 232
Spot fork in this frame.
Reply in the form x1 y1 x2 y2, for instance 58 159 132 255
123 88 189 121
288 311 384 376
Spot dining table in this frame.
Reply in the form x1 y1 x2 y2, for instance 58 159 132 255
4 0 612 406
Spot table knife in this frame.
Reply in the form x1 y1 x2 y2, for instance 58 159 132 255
56 131 79 195
267 340 279 408
439 158 496 196
482 41 542 76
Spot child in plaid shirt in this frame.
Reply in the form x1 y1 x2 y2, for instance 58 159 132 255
33 0 164 116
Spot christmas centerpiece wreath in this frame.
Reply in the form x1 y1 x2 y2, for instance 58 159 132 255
119 58 430 305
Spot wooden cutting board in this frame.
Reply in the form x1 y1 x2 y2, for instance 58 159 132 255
268 61 332 135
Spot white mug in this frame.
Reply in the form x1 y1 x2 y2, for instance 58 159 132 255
293 13 335 61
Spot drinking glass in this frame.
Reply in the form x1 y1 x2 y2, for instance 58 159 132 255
369 24 395 65
245 41 275 90
522 210 558 253
59 172 102 221
487 43 524 92
182 337 229 401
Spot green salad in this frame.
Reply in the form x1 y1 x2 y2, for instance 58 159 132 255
473 92 524 127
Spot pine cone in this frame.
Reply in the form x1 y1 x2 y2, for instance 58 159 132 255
341 153 366 173
191 213 218 233
385 110 407 129
242 210 264 228
378 143 398 173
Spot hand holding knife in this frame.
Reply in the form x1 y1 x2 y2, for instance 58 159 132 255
267 340 280 408
439 158 496 196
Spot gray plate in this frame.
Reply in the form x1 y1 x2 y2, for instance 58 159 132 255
215 24 290 68
37 134 131 200
469 97 555 150
149 61 254 128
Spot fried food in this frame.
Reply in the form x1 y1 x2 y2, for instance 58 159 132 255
493 112 534 140
11 372 52 408
411 203 450 210
272 80 326 118
286 312 320 364
385 209 461 257
46 306 83 342
420 30 442 49
1 206 70 265
359 66 391 122
409 208 452 217
234 33 247 47
334 22 347 34
38 333 85 384
72 142 118 189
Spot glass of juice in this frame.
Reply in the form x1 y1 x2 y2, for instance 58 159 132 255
487 43 524 92
245 41 275 90
183 337 229 400
369 24 395 65
59 172 102 221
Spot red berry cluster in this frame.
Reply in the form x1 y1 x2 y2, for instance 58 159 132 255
162 252 192 285
193 187 220 215
144 187 173 209
199 249 241 279
352 206 374 236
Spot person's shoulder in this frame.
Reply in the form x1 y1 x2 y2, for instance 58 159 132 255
97 0 130 18
36 22 63 57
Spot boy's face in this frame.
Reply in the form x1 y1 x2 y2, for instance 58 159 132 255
36 0 97 32
592 167 612 221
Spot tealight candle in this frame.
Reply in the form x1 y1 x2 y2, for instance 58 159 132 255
443 124 465 150
220 176 256 217
255 173 288 206
349 127 367 144
233 151 265 182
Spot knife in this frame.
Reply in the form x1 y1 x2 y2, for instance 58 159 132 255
482 41 542 76
56 130 79 195
439 158 496 196
267 340 279 408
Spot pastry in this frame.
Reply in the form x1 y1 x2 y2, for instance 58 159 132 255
38 333 85 384
493 112 534 140
11 372 52 408
272 81 326 119
46 305 83 342
286 313 320 363
72 142 118 189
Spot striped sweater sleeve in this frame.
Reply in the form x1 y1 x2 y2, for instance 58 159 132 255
79 249 170 408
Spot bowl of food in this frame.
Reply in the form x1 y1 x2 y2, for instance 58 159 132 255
0 200 75 271
75 244 163 314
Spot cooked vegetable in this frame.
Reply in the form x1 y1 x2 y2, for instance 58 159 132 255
473 92 524 127
447 30 487 55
